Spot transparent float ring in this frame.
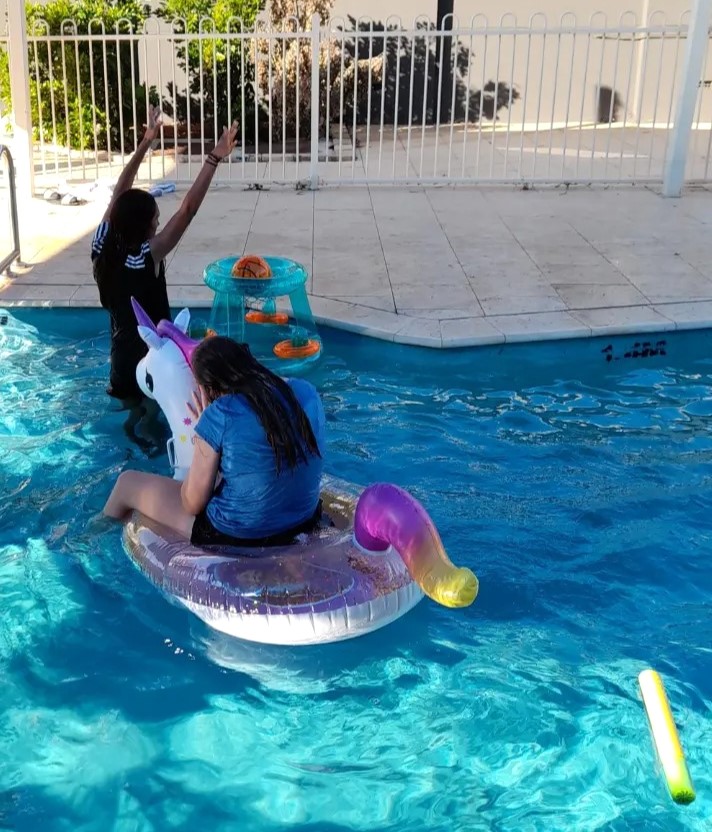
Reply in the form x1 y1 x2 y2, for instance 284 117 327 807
246 310 290 325
274 338 321 359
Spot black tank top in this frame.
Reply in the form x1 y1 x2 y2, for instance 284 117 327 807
91 221 171 399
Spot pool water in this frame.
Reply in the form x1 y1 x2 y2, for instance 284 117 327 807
1 308 711 832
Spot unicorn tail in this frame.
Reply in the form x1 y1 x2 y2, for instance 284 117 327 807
353 483 478 608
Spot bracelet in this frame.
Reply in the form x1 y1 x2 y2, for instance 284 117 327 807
207 152 220 166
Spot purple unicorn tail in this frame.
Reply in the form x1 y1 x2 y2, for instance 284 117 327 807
353 483 478 608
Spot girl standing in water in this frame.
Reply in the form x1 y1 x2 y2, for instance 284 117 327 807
92 107 238 405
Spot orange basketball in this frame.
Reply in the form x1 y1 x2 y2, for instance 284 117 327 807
231 255 272 279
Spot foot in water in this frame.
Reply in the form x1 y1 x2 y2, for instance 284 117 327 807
114 395 169 457
84 511 116 537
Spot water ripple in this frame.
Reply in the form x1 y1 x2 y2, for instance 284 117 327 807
1 311 711 830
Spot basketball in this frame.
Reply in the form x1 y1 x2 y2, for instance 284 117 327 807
232 254 272 279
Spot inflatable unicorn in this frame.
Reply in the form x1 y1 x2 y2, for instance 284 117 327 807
123 299 479 645
133 301 198 480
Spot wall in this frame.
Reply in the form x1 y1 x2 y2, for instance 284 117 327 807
326 1 712 126
330 0 688 28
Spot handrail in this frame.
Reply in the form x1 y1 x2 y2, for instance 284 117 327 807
0 145 21 274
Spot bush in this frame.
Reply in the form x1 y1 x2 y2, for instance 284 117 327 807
342 17 520 126
0 0 155 152
255 2 519 141
0 0 519 154
157 0 263 145
256 0 338 141
0 45 13 132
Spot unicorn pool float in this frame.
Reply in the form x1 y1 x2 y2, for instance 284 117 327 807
122 299 479 646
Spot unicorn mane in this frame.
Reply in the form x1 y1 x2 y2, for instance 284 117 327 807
157 319 200 366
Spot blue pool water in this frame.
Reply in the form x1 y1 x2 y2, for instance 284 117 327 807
1 308 711 832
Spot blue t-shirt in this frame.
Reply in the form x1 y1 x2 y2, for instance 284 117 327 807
194 379 325 539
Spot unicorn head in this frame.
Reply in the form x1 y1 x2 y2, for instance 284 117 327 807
132 298 200 481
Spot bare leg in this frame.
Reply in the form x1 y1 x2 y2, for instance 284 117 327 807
103 471 195 539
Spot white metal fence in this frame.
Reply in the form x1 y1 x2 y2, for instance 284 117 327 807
1 9 712 188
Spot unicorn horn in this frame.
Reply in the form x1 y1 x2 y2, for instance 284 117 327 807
131 297 158 332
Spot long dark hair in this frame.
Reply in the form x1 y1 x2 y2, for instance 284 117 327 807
192 336 321 474
94 189 157 307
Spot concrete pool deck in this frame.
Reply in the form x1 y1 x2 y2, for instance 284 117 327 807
1 183 712 347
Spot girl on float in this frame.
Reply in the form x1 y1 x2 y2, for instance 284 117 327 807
103 336 326 548
91 107 238 438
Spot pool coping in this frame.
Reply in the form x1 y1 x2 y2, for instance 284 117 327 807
2 291 712 348
3 184 712 349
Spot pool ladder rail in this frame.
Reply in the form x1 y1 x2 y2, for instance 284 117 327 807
0 145 21 274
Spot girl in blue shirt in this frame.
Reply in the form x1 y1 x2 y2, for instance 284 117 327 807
103 337 325 546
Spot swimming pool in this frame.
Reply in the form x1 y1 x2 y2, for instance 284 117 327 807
1 308 710 831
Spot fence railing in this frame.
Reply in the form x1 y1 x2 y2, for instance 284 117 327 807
0 145 21 273
2 10 712 188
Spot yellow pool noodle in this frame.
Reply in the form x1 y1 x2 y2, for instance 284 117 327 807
638 669 695 805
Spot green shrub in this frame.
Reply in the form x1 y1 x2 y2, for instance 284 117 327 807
158 0 263 144
0 45 11 132
0 0 154 151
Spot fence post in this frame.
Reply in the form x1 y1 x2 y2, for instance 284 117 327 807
437 0 455 123
6 0 35 199
662 0 712 197
632 0 651 123
309 13 320 190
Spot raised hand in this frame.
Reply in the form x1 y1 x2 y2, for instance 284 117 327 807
212 121 239 160
144 105 163 142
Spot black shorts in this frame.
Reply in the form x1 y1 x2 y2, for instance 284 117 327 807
190 502 323 550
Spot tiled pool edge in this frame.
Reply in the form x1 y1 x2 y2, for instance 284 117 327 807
2 293 712 348
3 185 712 348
